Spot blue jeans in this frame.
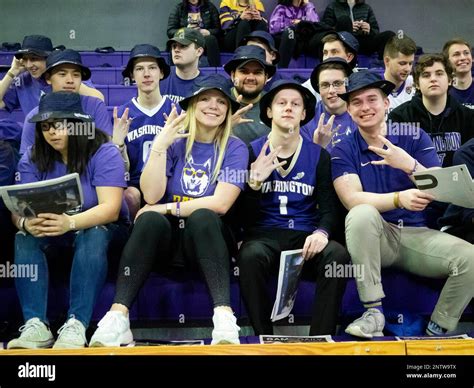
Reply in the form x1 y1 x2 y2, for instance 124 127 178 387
15 223 127 328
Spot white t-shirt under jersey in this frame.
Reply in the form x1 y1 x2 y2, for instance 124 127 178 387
388 75 416 112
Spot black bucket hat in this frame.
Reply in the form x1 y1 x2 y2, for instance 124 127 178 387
15 35 53 59
326 31 360 54
223 45 276 77
239 30 280 64
122 44 170 79
179 74 241 113
338 70 395 101
167 28 205 49
259 80 316 127
310 57 353 93
29 91 93 123
44 49 91 80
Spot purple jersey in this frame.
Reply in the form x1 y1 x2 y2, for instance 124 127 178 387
17 142 129 222
331 129 441 227
3 72 51 115
162 136 248 203
159 68 206 104
300 101 357 152
450 82 474 110
119 96 174 187
20 95 112 155
250 136 322 232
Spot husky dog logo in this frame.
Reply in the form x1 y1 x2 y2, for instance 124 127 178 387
293 172 305 180
181 156 212 196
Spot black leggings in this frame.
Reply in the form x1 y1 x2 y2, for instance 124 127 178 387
113 208 235 308
238 227 350 335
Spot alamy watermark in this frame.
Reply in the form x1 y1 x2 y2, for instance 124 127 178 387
0 261 37 282
18 362 55 382
325 261 365 281
41 119 96 139
387 119 420 140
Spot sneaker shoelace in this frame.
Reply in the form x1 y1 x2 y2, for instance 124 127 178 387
57 320 85 342
18 320 46 339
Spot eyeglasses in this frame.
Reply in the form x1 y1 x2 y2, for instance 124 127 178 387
319 80 346 90
40 121 65 132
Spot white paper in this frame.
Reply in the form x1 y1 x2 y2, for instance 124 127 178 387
271 249 304 322
0 173 84 217
259 335 334 344
395 334 472 341
413 164 474 208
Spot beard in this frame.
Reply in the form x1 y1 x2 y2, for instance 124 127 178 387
235 86 262 100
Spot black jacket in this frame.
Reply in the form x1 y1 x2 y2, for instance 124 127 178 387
322 0 379 35
167 1 221 38
389 95 474 167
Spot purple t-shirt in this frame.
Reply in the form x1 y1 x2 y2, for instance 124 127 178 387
20 95 112 155
450 82 474 110
331 128 441 227
300 101 358 153
3 72 51 115
160 68 206 104
17 142 129 222
161 136 248 203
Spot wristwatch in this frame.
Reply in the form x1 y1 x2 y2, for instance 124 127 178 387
166 203 173 215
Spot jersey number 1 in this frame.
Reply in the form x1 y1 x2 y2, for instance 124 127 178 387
278 195 288 215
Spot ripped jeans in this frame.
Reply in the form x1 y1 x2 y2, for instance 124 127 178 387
14 223 128 328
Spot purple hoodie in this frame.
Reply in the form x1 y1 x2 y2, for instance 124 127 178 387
269 2 319 34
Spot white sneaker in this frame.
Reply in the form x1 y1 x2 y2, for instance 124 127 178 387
53 317 87 349
7 318 54 349
345 308 385 338
211 309 240 345
89 311 134 347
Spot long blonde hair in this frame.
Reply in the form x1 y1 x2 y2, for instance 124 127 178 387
183 95 233 183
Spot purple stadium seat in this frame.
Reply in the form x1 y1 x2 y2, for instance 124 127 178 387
278 68 313 83
199 67 218 76
80 52 123 67
90 67 122 85
94 85 109 104
160 52 170 65
1 264 472 333
0 52 14 66
288 56 307 69
220 53 233 66
305 56 320 69
134 272 241 321
108 85 137 106
216 67 231 80
357 54 378 69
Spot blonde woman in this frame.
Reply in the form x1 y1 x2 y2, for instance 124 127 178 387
90 75 248 347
